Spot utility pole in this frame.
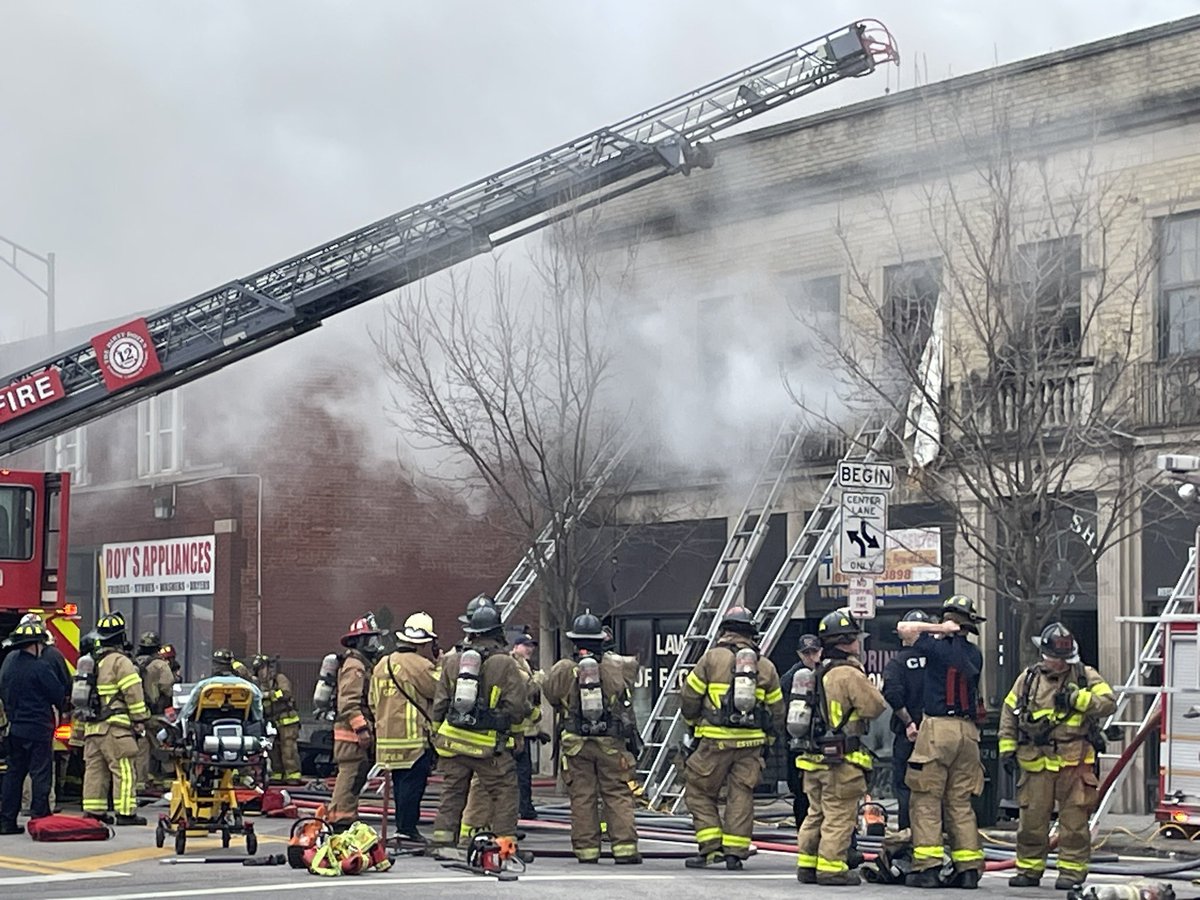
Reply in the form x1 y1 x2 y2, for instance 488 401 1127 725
0 235 55 340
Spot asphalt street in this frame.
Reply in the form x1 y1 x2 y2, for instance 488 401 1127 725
0 806 1196 900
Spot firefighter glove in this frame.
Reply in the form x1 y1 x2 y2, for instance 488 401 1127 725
355 728 373 753
1001 754 1017 777
536 732 552 745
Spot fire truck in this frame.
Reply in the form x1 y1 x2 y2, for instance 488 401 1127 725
0 468 79 771
0 22 897 779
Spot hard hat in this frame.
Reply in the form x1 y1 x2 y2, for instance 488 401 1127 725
463 605 503 635
138 631 161 651
212 648 235 665
818 609 863 643
251 653 275 670
566 611 604 640
18 612 43 627
7 620 48 648
1034 622 1080 664
97 613 127 642
458 594 496 626
719 606 757 635
159 643 177 661
797 633 822 654
900 609 934 624
397 611 437 644
341 612 383 647
942 595 986 623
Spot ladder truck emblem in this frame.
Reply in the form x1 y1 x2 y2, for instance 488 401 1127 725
91 318 162 390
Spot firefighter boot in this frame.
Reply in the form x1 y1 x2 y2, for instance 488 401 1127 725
1056 874 1084 891
797 867 817 883
906 869 944 888
951 869 980 889
817 870 862 886
684 851 723 868
724 855 743 871
1009 873 1043 888
116 813 147 826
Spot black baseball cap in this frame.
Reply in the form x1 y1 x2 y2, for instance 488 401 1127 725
797 634 821 653
513 633 538 647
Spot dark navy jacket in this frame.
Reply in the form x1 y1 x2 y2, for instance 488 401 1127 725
0 649 67 739
882 645 927 734
914 633 982 719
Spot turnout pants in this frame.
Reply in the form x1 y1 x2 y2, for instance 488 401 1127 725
391 747 435 837
328 739 371 825
2 732 53 824
1015 765 1098 881
906 716 985 873
83 729 139 817
561 737 640 862
684 741 764 860
432 752 518 848
795 763 866 878
269 723 302 782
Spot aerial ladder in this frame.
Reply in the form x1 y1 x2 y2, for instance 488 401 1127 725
637 418 894 811
0 21 896 458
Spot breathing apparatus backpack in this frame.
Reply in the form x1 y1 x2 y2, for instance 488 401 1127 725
785 666 817 752
710 644 767 729
71 653 101 722
447 647 507 731
312 653 341 720
574 651 614 736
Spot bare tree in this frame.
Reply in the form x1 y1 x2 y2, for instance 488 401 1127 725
788 91 1187 666
375 211 698 628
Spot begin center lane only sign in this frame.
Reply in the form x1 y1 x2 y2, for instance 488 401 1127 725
838 490 887 575
836 460 895 490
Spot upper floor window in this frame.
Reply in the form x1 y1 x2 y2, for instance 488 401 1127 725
137 391 181 477
48 427 88 486
1013 235 1083 361
1160 212 1200 356
783 274 840 358
883 259 941 369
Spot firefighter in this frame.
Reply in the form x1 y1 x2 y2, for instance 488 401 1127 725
680 606 785 870
882 610 932 831
898 594 987 889
328 613 385 831
793 610 886 885
0 620 65 834
253 653 303 784
544 612 641 864
371 612 438 842
133 631 174 791
1002 623 1115 889
780 633 822 828
82 612 150 825
211 648 253 681
158 643 182 682
429 604 529 856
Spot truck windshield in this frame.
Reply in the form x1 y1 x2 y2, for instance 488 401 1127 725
0 486 34 561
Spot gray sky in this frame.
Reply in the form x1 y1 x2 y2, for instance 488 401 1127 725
1 0 1197 345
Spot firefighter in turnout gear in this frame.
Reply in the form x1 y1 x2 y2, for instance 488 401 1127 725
211 648 253 681
680 607 785 870
370 612 439 842
794 610 886 885
133 631 174 791
899 595 987 889
429 604 530 855
328 613 385 830
158 643 182 682
544 612 642 864
253 654 302 784
882 610 933 831
82 613 150 825
780 633 822 827
1002 623 1115 890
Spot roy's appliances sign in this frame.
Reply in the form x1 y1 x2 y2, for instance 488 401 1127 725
102 535 216 598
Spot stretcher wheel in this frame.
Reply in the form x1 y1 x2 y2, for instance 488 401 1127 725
175 827 187 855
155 820 166 849
221 828 231 848
246 830 258 856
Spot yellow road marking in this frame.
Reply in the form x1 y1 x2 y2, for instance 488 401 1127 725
59 846 175 871
0 854 72 875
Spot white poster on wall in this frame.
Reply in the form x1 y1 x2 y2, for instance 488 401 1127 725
102 534 216 597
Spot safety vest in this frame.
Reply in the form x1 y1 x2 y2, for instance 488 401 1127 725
261 671 301 727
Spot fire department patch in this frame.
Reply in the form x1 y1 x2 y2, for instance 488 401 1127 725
91 318 162 391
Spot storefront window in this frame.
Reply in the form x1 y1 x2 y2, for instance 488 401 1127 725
102 594 213 681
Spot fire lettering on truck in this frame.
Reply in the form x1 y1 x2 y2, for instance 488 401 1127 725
0 370 66 424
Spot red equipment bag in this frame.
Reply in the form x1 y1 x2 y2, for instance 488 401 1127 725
27 814 114 842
